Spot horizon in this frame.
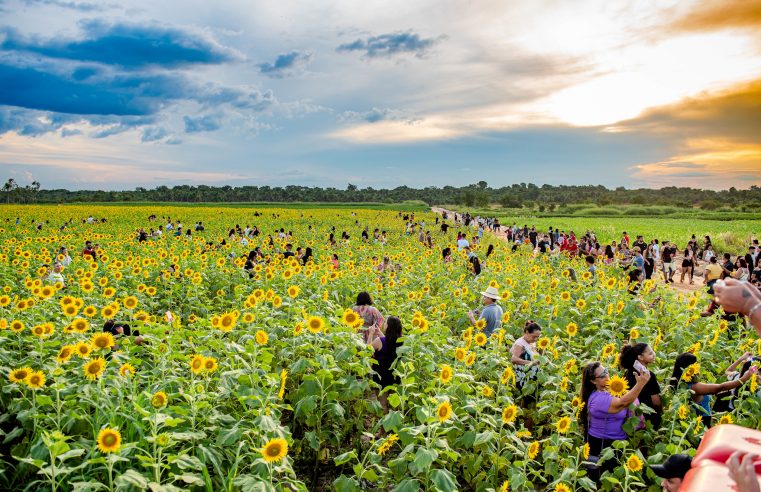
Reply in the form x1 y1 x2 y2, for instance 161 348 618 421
1 0 760 190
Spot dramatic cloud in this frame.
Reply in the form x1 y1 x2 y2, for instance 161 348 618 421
669 0 761 33
258 50 312 78
339 107 417 124
20 0 119 12
1 20 241 68
337 31 440 58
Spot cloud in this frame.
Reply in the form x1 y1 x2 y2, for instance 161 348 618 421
1 20 241 69
183 114 221 133
258 50 313 78
339 107 418 124
668 0 761 33
20 0 120 12
140 126 168 142
337 31 440 58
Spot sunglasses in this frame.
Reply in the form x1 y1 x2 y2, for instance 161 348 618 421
594 368 609 379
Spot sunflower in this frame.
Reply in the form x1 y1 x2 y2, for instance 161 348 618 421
306 316 325 334
482 385 493 397
475 319 487 330
536 337 550 350
575 299 586 309
56 345 75 364
26 370 46 389
83 358 106 381
474 332 487 346
527 441 540 460
454 347 466 361
278 369 288 400
582 442 590 460
436 401 453 422
439 365 453 384
565 322 578 337
255 330 269 345
151 391 168 409
119 363 135 377
556 416 571 434
260 437 288 463
10 320 25 332
272 296 283 308
287 285 300 298
502 405 518 425
560 291 571 302
190 355 205 374
626 453 643 472
75 341 92 358
218 312 237 332
71 318 89 332
465 352 476 366
682 363 700 382
607 375 629 397
601 343 616 359
377 434 399 456
554 484 571 492
9 367 32 383
203 357 218 373
123 296 138 310
501 366 515 385
83 306 97 317
342 310 361 328
62 304 79 317
91 332 115 350
96 427 122 454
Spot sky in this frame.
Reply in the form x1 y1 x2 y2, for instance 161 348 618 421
0 0 760 191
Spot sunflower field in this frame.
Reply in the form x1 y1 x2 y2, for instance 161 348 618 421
0 205 759 491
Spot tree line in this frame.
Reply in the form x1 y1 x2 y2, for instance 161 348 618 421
3 178 761 209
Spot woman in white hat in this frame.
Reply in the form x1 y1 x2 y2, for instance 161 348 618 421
467 286 503 336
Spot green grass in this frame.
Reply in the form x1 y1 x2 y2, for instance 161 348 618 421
21 200 430 212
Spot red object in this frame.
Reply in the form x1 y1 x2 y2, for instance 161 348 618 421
680 463 761 491
693 424 761 473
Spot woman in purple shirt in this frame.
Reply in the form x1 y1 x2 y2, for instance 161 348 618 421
579 362 650 476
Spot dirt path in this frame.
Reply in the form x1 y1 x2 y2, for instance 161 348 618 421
431 207 704 294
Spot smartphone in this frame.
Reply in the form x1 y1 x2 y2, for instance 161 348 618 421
633 360 648 375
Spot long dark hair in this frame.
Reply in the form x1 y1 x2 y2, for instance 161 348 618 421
385 316 403 352
486 244 494 257
442 247 451 260
670 352 698 389
619 343 648 378
524 320 541 334
356 292 372 306
579 362 602 434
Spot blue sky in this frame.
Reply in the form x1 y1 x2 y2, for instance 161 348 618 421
0 0 760 190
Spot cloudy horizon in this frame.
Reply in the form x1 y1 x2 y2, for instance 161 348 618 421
1 0 760 191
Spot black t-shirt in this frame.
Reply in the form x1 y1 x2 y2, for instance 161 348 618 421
662 248 673 263
538 240 549 253
282 251 295 259
625 371 661 423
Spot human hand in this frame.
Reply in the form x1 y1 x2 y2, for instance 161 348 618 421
115 326 124 334
134 336 144 346
742 352 753 361
714 279 761 314
727 451 761 492
635 370 651 386
741 365 759 383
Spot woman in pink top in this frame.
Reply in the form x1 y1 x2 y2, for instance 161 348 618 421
352 292 384 343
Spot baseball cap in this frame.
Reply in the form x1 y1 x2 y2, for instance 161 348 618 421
651 454 692 479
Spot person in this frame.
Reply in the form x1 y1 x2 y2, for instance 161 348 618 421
644 244 656 280
732 257 750 281
82 241 97 261
368 316 403 406
376 256 394 273
619 343 662 427
722 252 736 279
466 248 482 276
669 352 757 427
727 452 761 492
353 292 385 344
467 286 503 337
58 247 72 267
631 247 645 275
442 247 453 263
282 243 295 259
680 246 695 284
579 362 650 477
511 321 541 400
301 247 313 265
627 269 644 296
331 254 339 270
650 454 692 492
456 233 469 251
703 256 723 294
41 262 65 286
713 352 758 413
585 255 596 279
103 320 144 347
661 242 675 283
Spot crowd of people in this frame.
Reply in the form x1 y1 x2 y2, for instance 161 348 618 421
37 210 761 491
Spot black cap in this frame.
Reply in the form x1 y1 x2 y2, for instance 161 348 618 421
651 454 692 479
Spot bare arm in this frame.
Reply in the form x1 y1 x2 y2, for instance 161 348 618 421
726 352 752 377
691 367 757 396
609 371 651 413
510 344 532 366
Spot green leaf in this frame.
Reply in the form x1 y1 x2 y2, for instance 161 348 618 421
35 395 54 407
116 469 149 489
173 473 204 486
381 411 403 432
429 469 457 492
388 393 402 409
333 475 360 492
333 451 357 466
57 448 85 462
392 479 420 492
409 447 438 476
473 431 493 446
216 426 242 447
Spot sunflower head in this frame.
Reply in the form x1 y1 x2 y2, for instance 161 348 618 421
190 355 205 374
527 441 540 460
151 391 168 409
96 427 122 454
626 453 644 472
436 401 453 422
440 365 453 384
255 330 269 345
26 370 46 389
260 438 288 463
502 405 518 425
9 366 32 383
91 332 115 350
556 416 571 434
607 375 629 397
474 333 487 346
83 358 106 381
119 363 135 377
306 316 324 334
